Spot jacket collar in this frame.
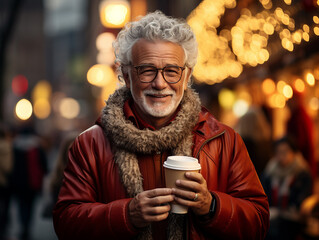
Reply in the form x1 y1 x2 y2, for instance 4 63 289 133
194 107 226 140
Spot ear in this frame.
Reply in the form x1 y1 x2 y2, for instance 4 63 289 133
122 67 131 89
184 67 192 90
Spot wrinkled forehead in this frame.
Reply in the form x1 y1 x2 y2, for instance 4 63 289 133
131 39 186 64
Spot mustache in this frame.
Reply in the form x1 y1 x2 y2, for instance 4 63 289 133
143 89 175 96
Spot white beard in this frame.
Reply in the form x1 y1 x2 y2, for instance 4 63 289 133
132 89 184 117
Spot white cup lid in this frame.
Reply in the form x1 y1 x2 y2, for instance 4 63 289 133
163 156 201 170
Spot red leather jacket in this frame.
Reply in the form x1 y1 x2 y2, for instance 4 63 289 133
53 108 269 239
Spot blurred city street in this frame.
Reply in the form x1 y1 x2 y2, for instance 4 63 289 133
1 0 319 239
5 175 57 240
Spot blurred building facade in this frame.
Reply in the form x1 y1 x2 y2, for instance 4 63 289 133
1 0 319 162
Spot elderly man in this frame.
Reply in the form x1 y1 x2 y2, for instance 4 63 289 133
53 11 269 240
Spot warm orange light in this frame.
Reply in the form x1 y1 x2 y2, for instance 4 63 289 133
277 80 287 94
281 38 294 51
262 78 276 95
309 97 319 111
270 94 286 108
15 99 33 120
87 64 115 87
283 85 293 98
294 79 305 93
32 80 52 102
34 98 51 119
218 89 236 109
284 0 291 5
96 32 116 65
306 73 315 86
99 0 130 28
303 24 310 33
263 22 274 35
303 32 310 42
59 98 80 119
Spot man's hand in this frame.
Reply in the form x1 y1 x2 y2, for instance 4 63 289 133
128 188 174 228
172 172 212 216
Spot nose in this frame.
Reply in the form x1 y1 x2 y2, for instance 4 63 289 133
151 70 168 90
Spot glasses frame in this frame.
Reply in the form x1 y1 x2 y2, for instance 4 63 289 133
132 64 186 84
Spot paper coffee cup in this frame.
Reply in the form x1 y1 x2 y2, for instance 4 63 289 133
163 156 201 214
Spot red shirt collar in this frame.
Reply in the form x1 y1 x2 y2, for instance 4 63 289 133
123 98 180 130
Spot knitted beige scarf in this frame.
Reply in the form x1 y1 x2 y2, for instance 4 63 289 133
101 87 201 239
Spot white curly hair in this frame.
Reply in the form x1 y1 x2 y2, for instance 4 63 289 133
113 11 198 80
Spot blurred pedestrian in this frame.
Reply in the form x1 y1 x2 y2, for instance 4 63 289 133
11 126 47 240
49 133 77 210
0 124 13 240
286 91 316 180
262 136 312 240
235 106 272 176
42 133 77 219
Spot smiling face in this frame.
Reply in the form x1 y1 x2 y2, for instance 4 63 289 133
123 39 192 128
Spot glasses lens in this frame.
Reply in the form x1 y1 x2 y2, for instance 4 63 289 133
137 66 157 82
163 66 182 83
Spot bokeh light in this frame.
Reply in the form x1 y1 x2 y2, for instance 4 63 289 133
309 97 319 111
233 99 249 117
306 73 315 86
268 93 286 108
59 98 80 119
277 80 287 94
12 75 28 96
87 64 115 87
262 78 276 95
293 79 305 93
34 98 51 119
303 24 310 32
15 99 33 120
99 0 130 28
32 80 52 101
284 0 291 5
96 32 115 51
218 88 236 109
283 85 293 98
96 32 116 65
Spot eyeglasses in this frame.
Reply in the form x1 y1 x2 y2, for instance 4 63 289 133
132 64 185 84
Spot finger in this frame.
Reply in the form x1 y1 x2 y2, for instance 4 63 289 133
140 205 171 223
145 188 173 198
146 204 171 215
147 195 174 206
185 172 204 183
171 188 196 201
174 195 197 207
175 179 201 192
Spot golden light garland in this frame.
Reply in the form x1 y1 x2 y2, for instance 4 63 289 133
187 0 319 85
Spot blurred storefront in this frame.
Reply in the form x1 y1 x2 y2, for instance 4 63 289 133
0 0 318 177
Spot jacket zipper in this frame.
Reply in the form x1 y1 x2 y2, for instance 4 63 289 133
195 130 225 159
